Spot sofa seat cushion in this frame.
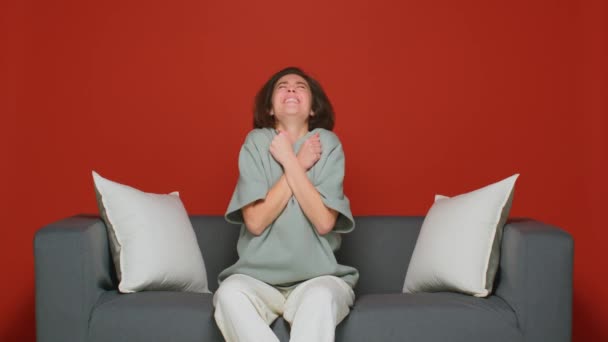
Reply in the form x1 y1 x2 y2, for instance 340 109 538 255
89 291 522 342
88 291 222 342
336 292 523 342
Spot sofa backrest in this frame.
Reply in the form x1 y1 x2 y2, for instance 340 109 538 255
191 215 425 296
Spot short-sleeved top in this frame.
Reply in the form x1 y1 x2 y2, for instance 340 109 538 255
219 127 359 289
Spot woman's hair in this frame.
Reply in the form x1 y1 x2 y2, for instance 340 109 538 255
253 66 335 131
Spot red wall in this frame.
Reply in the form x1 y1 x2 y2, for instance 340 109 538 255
2 0 606 340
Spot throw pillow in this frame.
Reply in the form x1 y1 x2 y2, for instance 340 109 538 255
92 171 210 294
403 174 519 297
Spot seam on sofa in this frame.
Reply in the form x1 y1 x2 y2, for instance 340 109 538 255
82 219 107 342
520 227 529 337
490 292 519 326
86 291 113 340
83 222 93 341
496 293 521 331
494 225 524 333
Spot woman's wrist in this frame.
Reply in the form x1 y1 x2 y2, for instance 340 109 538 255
296 154 310 171
282 153 300 171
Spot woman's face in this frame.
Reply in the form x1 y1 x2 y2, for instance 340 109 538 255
271 74 313 121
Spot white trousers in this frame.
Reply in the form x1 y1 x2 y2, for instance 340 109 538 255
213 274 355 342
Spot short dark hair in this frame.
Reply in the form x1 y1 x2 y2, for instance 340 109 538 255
253 66 335 131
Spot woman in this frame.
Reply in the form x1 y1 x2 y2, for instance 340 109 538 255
214 66 358 342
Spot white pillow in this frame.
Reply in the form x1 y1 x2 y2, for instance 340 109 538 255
403 174 519 297
92 171 210 294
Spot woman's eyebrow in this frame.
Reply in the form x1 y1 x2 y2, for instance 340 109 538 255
275 80 308 88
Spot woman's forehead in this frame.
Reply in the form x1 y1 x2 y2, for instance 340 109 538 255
275 74 308 85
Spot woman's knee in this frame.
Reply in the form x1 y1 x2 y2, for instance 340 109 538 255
214 275 251 306
293 277 353 308
300 284 338 306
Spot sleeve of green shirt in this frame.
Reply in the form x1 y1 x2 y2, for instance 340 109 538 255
224 142 269 225
315 137 355 234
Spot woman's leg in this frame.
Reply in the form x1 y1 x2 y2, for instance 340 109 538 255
282 276 355 342
213 274 286 342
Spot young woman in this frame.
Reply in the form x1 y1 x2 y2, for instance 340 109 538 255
214 67 358 342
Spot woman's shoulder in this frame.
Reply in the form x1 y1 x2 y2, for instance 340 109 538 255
243 128 274 146
313 128 341 148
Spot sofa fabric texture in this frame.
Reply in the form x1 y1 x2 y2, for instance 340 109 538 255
34 215 573 342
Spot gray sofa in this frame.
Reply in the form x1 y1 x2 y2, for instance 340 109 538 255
35 215 573 342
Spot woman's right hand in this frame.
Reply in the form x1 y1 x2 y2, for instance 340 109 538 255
297 133 322 171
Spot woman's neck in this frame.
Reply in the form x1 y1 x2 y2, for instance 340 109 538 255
275 123 308 144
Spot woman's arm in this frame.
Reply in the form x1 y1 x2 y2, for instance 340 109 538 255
261 130 336 236
241 174 292 236
282 156 338 235
241 144 325 236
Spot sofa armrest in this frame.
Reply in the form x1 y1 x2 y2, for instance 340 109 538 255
35 215 114 342
495 219 573 342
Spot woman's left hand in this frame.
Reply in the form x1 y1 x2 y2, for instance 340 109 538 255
270 130 296 166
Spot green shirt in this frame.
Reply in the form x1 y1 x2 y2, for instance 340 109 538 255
219 127 359 289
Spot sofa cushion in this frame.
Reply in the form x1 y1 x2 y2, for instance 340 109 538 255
88 291 521 342
88 291 221 342
89 291 292 342
336 292 522 342
190 215 426 295
403 174 519 297
93 171 210 294
334 216 424 296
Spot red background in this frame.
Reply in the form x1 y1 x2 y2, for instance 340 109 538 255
2 0 606 340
